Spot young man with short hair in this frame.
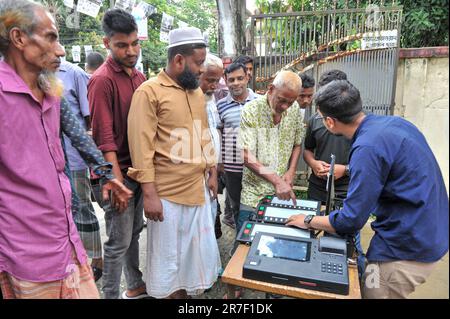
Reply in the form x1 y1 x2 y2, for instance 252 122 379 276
88 8 147 299
287 80 449 299
86 51 105 75
303 70 352 203
234 55 254 82
217 62 259 232
298 73 315 109
303 70 364 275
58 59 105 282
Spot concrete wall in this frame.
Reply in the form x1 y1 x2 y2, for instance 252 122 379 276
394 53 449 193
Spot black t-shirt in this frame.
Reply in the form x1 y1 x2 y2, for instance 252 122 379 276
303 112 352 193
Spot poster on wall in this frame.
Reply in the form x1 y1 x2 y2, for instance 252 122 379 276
361 30 398 49
114 0 136 11
72 45 81 62
84 45 93 59
63 0 74 8
160 13 174 43
178 21 189 29
131 5 148 40
136 50 144 74
136 1 156 18
77 0 103 18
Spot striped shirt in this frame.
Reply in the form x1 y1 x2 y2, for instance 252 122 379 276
217 89 258 173
205 95 221 164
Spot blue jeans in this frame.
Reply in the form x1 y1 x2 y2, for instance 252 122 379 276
98 176 145 299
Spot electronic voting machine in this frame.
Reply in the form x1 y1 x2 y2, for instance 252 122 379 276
239 154 350 295
243 232 350 295
253 195 321 224
237 196 320 243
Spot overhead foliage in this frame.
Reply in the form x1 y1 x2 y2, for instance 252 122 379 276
400 0 448 48
40 0 218 74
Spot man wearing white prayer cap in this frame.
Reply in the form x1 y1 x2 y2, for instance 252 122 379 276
127 27 221 299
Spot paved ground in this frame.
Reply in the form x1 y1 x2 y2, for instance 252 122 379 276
92 194 448 299
93 194 266 299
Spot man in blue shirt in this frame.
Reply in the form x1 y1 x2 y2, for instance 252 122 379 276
58 60 104 278
287 80 448 299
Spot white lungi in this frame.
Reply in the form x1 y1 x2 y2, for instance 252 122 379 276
145 186 222 298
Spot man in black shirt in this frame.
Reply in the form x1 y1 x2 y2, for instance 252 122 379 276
303 70 365 277
303 70 351 203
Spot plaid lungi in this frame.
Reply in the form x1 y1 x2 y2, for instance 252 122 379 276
0 252 99 299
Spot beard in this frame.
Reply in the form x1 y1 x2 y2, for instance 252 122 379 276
117 56 138 69
205 93 214 103
177 65 199 90
38 70 64 97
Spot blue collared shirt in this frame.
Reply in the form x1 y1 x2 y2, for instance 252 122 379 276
58 61 90 171
329 114 449 263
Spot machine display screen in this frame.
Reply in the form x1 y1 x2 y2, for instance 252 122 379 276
271 197 319 209
265 206 312 218
252 224 311 239
256 235 311 262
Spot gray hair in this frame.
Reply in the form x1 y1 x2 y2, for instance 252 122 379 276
204 53 223 69
0 0 44 55
272 70 302 92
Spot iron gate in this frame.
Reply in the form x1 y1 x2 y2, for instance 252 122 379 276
250 4 403 115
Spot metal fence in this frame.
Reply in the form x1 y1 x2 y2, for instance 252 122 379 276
316 47 399 115
250 5 403 115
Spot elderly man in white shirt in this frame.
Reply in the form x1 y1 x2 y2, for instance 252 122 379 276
199 53 224 238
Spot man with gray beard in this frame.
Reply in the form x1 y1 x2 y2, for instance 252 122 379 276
0 0 99 298
199 53 224 239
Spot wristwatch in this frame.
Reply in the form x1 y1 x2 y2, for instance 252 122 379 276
93 164 115 181
344 164 350 177
304 214 315 228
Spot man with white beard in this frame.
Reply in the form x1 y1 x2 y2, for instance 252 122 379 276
199 53 224 238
